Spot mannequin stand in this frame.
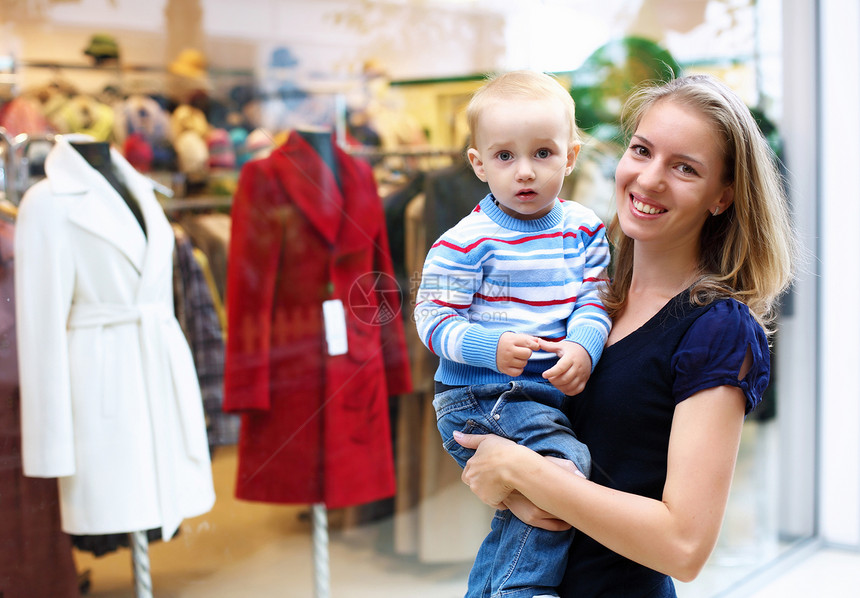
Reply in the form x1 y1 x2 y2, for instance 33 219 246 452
312 503 330 598
130 530 153 598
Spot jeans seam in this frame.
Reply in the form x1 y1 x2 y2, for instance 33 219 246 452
495 516 532 595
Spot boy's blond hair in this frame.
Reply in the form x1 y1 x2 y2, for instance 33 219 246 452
466 70 581 150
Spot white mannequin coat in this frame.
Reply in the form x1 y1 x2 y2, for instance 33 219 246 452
14 134 214 538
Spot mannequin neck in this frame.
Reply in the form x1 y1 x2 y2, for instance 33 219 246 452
297 129 339 188
71 141 112 173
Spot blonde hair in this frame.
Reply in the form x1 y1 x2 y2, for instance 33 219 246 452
603 74 797 334
466 70 581 150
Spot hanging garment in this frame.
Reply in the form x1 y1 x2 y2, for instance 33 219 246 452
392 192 493 563
172 223 238 448
422 159 490 254
224 131 412 508
0 216 80 598
177 212 231 300
14 135 215 539
0 95 54 137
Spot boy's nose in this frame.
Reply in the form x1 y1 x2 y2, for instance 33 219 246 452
516 160 535 181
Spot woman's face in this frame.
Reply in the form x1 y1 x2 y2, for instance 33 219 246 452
614 99 733 253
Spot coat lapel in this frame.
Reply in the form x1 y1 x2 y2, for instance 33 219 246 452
270 131 345 245
47 135 148 273
110 147 175 300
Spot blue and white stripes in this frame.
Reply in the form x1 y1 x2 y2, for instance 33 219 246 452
415 194 611 386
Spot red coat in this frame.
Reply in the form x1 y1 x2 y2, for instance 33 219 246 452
224 132 412 508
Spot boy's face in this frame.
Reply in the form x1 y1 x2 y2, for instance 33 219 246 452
467 97 578 220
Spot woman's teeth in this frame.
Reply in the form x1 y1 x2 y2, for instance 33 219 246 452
633 199 666 214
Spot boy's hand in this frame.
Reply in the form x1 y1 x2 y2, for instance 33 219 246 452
496 332 540 376
539 339 591 395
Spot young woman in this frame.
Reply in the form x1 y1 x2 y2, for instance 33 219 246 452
453 74 797 597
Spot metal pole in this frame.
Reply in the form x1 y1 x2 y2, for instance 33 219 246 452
311 503 330 598
130 530 153 598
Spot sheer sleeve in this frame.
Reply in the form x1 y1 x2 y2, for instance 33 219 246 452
672 299 770 414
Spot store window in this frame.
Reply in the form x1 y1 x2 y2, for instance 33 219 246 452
0 1 813 597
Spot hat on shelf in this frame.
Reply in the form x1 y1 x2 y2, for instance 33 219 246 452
124 133 154 173
206 128 236 169
169 48 208 80
84 33 120 63
269 46 299 69
362 58 388 79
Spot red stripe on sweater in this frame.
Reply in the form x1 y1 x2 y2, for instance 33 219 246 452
427 313 458 354
474 293 577 307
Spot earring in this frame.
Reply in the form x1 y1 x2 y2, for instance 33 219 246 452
712 207 720 216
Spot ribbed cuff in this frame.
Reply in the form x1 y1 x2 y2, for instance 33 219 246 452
461 325 507 372
567 325 609 372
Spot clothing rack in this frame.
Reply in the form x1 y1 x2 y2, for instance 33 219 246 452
161 196 232 213
1 132 174 205
156 144 464 216
0 131 55 205
346 145 463 159
0 126 18 204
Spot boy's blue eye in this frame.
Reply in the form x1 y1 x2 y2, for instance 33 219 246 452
498 151 513 161
536 149 551 159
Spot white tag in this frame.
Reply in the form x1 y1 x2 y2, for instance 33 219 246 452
322 299 348 356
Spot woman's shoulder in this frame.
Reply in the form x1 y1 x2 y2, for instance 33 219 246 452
689 297 764 342
673 296 770 414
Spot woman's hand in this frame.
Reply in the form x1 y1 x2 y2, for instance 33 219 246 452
456 432 586 507
455 431 520 508
504 491 572 531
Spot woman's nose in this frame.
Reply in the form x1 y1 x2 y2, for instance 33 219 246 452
637 160 665 191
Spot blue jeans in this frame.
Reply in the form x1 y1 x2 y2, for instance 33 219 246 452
433 381 591 598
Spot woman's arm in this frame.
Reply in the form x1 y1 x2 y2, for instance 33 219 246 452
458 384 746 582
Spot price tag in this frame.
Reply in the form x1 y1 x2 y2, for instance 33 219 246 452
322 299 348 356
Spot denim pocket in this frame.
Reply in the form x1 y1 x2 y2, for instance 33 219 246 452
434 388 493 468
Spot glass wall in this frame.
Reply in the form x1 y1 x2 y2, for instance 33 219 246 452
0 1 815 597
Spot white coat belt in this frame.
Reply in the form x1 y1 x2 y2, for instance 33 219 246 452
67 301 209 538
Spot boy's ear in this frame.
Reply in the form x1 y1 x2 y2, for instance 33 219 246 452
565 144 581 176
467 148 487 182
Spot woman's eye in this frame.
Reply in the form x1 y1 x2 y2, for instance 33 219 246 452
630 144 649 157
536 149 551 159
678 163 698 176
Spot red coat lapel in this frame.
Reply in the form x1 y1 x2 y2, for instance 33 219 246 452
269 131 347 246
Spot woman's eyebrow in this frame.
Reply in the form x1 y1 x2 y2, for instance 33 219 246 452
632 134 705 167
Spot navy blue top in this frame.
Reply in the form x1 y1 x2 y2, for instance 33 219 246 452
560 291 770 597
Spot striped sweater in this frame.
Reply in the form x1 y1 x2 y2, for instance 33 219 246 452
415 194 611 386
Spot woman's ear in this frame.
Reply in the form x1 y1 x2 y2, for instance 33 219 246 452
715 184 734 214
467 148 487 182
